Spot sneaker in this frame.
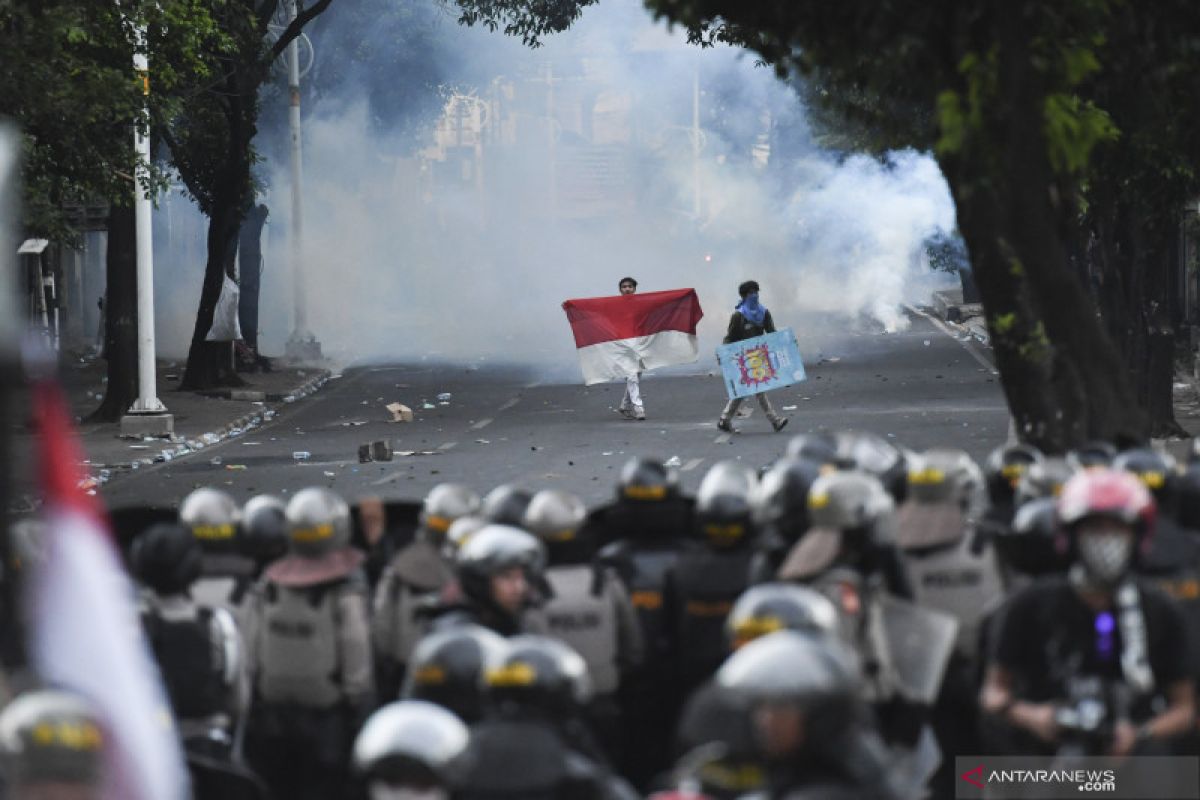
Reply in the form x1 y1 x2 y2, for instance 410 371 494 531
772 417 789 433
634 406 646 421
717 418 734 433
618 406 635 419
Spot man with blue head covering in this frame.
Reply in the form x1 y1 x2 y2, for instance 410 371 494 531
717 280 789 433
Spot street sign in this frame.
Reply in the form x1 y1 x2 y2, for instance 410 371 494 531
716 327 807 400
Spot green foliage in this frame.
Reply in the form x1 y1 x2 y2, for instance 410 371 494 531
453 0 599 46
0 1 225 240
1043 93 1118 174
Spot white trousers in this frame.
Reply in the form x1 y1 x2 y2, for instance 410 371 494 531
622 373 643 409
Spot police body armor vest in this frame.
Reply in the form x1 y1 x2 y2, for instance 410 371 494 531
673 546 754 689
458 718 605 800
142 601 227 721
601 542 680 664
1145 521 1200 680
543 564 621 695
256 582 343 708
374 540 454 667
900 529 1005 657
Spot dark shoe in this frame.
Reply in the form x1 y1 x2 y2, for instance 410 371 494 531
717 418 734 433
772 417 789 433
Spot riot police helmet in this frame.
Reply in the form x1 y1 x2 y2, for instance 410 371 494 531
807 471 894 533
906 448 983 509
402 625 506 723
353 700 470 795
752 457 825 545
455 524 546 609
522 489 588 544
240 494 289 563
479 484 534 527
783 433 838 466
617 456 680 503
129 521 203 595
1112 447 1178 506
695 460 758 547
1014 457 1076 508
285 486 352 557
444 515 486 559
0 690 104 789
420 483 482 540
486 635 592 718
830 431 908 502
1067 440 1119 471
726 583 839 650
179 487 240 549
985 443 1043 507
993 496 1067 576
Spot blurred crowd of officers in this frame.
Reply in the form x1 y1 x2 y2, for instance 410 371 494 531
5 430 1200 799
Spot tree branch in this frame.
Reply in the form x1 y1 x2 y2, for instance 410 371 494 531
269 0 335 61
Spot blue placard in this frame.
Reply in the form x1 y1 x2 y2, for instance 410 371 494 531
716 328 807 400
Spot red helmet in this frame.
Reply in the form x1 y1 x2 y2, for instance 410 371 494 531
1056 468 1156 556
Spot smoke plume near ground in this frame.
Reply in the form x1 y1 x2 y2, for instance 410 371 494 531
152 0 958 378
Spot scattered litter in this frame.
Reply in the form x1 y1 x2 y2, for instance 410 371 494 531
341 420 368 427
292 451 312 462
396 450 440 457
423 402 436 410
361 400 369 405
602 451 613 456
437 392 452 401
664 456 682 467
782 405 798 411
438 401 450 406
242 441 261 446
323 471 336 477
386 403 414 423
209 457 223 466
200 432 220 445
923 340 931 346
129 444 150 450
160 450 175 462
531 446 540 451
476 439 490 445
359 440 394 463
225 464 247 471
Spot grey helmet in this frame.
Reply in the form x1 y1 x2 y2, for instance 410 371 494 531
402 625 507 723
455 524 547 608
285 486 352 557
695 460 758 547
784 433 838 466
240 494 289 563
487 635 593 718
130 521 203 595
444 515 487 559
0 690 104 788
179 487 240 549
353 700 470 793
420 483 482 539
906 449 984 510
480 485 534 527
807 471 894 532
726 583 839 650
1014 457 1077 508
831 431 908 501
753 457 827 544
617 456 681 503
522 489 587 544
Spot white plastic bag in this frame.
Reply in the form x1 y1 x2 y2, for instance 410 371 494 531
206 275 243 341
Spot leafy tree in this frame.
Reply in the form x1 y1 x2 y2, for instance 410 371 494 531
457 0 1200 450
161 0 334 390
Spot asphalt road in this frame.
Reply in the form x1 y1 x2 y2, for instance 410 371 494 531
99 309 1009 510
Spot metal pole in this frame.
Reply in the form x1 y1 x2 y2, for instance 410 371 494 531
285 0 319 360
129 26 165 415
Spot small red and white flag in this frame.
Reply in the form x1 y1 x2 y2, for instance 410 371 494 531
562 288 704 384
26 379 190 800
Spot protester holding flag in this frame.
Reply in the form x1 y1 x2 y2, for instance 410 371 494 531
717 281 789 434
562 282 704 422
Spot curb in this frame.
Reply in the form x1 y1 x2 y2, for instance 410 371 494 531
80 370 335 491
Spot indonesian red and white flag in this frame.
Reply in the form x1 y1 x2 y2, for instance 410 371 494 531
26 379 190 800
562 288 704 384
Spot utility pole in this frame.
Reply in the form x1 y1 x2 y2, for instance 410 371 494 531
121 19 173 437
284 0 321 363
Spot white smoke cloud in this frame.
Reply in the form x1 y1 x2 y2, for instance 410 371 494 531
151 0 958 369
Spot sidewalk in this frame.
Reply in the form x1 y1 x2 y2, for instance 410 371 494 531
10 353 333 509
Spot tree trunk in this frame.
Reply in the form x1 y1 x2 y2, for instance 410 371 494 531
88 204 139 422
939 21 1147 452
179 195 246 391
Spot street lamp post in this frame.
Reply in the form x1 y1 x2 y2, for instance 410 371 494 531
284 0 321 363
121 19 173 437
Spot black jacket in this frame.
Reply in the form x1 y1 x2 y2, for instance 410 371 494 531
724 310 776 344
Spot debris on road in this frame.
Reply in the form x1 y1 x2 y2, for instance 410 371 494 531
475 439 490 445
782 405 798 411
324 471 336 477
422 402 436 410
386 403 414 423
437 392 452 401
225 464 247 471
341 420 368 427
359 440 394 463
292 451 312 462
664 456 682 467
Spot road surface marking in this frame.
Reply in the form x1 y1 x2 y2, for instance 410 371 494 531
682 458 704 472
498 398 519 412
371 472 401 487
438 441 457 451
471 418 493 430
714 433 732 444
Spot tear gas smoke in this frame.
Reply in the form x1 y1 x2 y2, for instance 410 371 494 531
150 0 957 377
